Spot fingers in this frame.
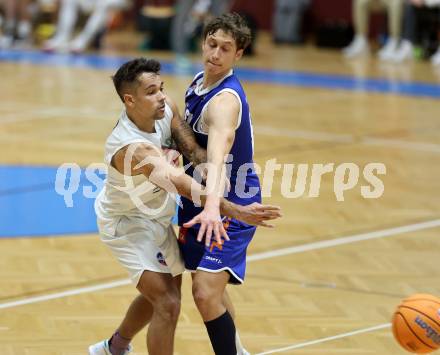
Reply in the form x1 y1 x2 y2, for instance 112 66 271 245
183 216 198 228
255 205 282 217
184 214 230 246
205 224 213 247
261 211 282 219
211 223 229 245
213 224 222 245
254 204 282 218
256 204 281 211
196 223 206 243
220 224 229 241
258 221 274 228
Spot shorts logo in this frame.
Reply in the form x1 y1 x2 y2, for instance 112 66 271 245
205 255 222 264
156 252 167 266
178 227 188 244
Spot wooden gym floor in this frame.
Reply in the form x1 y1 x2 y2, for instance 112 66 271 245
0 32 439 354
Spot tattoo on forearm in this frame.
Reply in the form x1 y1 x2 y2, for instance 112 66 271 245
172 118 207 165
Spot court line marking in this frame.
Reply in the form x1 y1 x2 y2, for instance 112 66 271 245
254 125 440 154
1 108 439 154
1 218 439 310
254 323 391 355
1 103 439 154
247 218 440 262
0 279 131 310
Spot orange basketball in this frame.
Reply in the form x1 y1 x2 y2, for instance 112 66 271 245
392 294 440 353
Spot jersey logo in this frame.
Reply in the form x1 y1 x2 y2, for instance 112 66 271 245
156 252 167 266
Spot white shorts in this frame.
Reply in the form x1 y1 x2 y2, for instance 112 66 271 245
98 214 185 286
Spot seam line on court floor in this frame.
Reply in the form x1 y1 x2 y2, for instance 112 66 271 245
1 218 439 310
2 109 439 153
254 125 440 154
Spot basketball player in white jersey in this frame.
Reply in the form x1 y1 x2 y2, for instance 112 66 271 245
89 58 281 355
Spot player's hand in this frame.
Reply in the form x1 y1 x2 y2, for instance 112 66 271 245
183 204 230 247
162 148 181 167
237 203 282 227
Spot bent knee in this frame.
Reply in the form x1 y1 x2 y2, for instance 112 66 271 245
156 296 181 322
192 283 217 308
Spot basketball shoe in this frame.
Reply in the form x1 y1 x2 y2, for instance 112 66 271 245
88 339 132 355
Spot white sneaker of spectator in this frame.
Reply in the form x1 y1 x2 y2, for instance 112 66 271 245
430 47 440 66
0 35 13 49
43 35 70 52
68 36 88 53
342 35 369 58
391 40 413 63
14 21 32 48
378 38 399 61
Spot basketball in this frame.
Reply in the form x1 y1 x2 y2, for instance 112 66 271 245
392 294 440 353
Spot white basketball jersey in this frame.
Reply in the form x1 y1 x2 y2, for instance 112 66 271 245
95 105 176 227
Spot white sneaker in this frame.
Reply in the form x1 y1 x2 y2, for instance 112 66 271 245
391 40 413 62
68 36 88 53
238 349 251 355
342 35 369 58
0 35 13 49
17 21 31 40
378 38 398 61
42 36 69 52
88 339 132 355
430 48 440 66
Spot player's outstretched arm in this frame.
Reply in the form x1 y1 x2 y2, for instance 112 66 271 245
112 143 281 246
186 92 238 246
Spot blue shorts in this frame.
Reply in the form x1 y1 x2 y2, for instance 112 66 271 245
178 219 256 284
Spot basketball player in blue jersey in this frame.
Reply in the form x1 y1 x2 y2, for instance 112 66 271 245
178 13 268 355
89 58 281 355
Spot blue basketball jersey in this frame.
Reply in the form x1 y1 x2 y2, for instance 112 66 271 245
178 70 261 229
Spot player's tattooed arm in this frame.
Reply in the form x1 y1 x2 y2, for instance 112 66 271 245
172 113 207 166
167 96 207 166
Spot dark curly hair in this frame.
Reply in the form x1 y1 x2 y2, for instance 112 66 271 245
203 13 252 51
112 58 161 102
